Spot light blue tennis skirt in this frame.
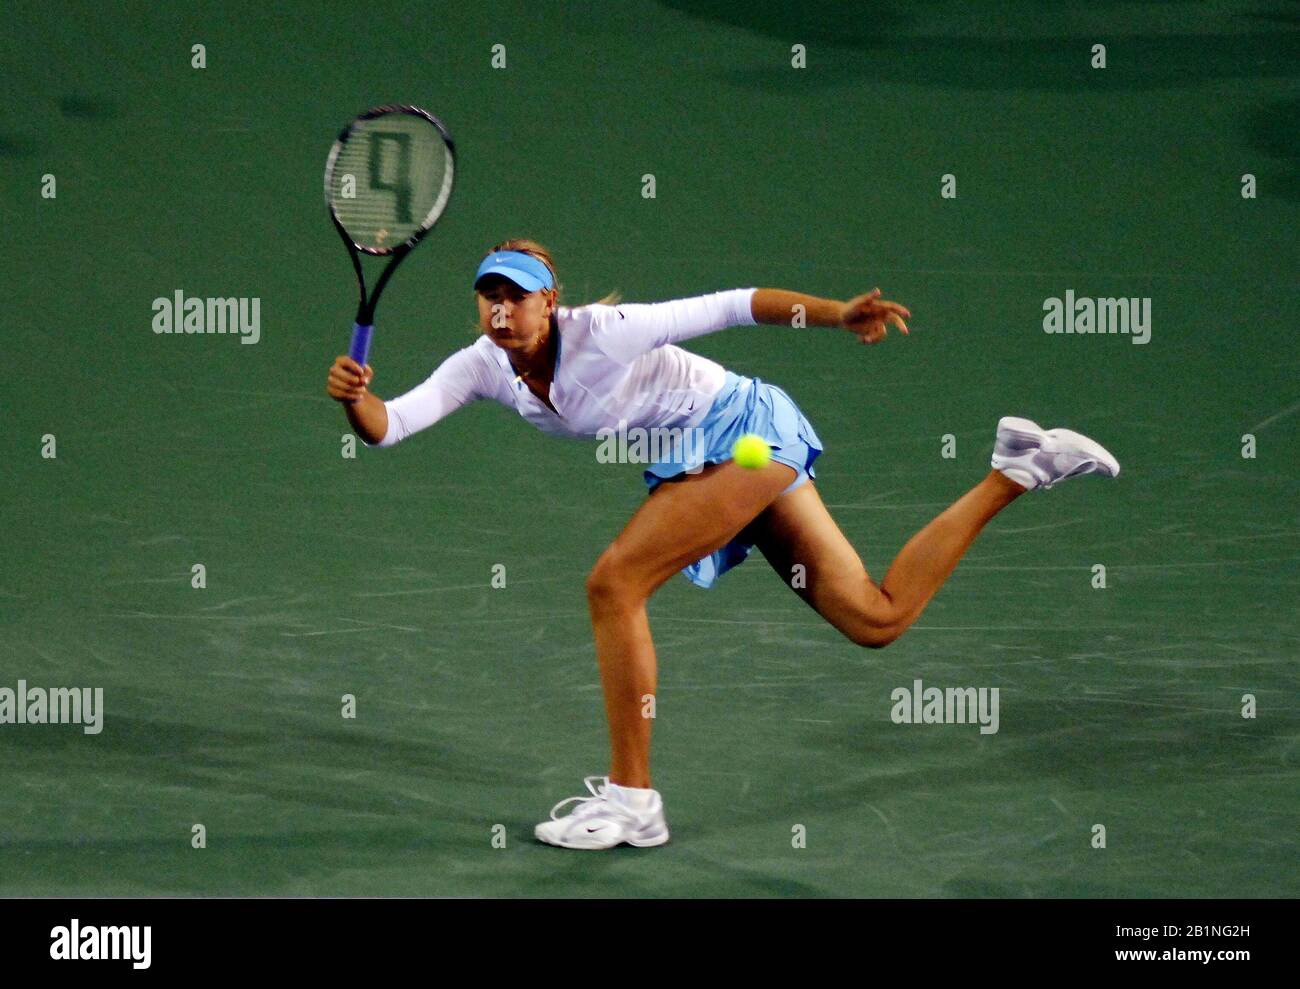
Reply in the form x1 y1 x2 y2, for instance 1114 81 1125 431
642 371 824 589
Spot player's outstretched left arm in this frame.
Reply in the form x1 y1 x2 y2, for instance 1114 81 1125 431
751 287 911 345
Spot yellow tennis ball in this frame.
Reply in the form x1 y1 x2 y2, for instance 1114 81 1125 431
732 433 772 469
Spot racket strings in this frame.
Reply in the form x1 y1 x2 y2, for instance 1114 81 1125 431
327 112 453 253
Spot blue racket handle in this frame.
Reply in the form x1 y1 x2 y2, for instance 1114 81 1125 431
349 323 373 368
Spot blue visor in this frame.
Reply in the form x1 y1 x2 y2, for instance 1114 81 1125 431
474 250 555 292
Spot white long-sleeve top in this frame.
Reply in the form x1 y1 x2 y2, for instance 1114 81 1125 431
366 287 758 446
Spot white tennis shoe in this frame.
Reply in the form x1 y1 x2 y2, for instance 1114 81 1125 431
991 416 1120 491
534 775 670 850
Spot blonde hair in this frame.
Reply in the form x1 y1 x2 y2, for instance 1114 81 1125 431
470 238 620 335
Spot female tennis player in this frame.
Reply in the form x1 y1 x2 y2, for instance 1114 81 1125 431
325 238 1119 850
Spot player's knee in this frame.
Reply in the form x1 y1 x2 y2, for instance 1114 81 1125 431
585 550 643 608
846 583 904 648
849 622 901 649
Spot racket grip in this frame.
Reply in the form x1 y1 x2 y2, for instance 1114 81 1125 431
349 323 373 368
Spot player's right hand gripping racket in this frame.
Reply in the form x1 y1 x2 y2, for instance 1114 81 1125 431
324 104 456 368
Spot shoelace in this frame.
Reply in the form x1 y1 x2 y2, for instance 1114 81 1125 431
548 775 640 827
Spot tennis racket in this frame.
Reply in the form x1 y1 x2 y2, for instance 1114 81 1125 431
324 104 456 368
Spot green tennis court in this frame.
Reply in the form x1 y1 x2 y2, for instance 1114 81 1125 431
1 0 1296 896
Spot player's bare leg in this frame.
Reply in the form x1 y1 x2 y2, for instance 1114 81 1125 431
748 416 1121 645
585 459 797 788
747 472 1022 646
